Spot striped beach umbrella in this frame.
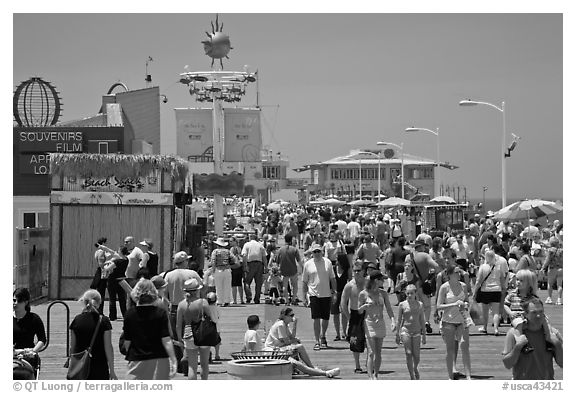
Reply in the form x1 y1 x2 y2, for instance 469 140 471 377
493 199 563 221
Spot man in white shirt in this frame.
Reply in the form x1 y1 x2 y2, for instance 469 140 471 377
302 244 337 350
124 236 144 282
241 234 267 304
335 215 348 235
347 216 361 247
163 251 202 333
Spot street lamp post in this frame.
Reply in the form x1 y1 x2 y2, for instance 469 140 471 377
405 127 440 197
345 150 382 202
459 99 506 209
377 141 404 199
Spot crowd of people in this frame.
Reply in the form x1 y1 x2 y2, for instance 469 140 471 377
13 201 564 380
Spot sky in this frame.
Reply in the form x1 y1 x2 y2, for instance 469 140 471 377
11 9 566 202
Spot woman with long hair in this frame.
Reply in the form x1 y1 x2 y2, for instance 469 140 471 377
357 271 396 379
264 307 340 378
13 288 46 377
474 250 507 335
437 264 472 380
69 290 116 379
122 279 177 379
503 269 539 326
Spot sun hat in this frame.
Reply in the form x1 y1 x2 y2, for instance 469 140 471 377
414 239 427 248
183 278 203 292
310 244 323 253
213 237 228 247
366 262 379 270
151 275 168 290
139 239 153 248
173 251 192 264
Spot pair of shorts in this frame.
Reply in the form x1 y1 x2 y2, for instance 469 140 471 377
440 321 466 343
477 290 502 304
348 309 365 327
330 291 343 315
547 268 563 283
309 296 331 320
183 337 211 350
400 326 422 343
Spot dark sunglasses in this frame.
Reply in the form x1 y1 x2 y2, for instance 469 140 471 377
288 314 295 317
353 269 363 273
313 250 322 253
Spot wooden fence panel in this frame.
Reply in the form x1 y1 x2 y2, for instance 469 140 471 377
60 205 164 279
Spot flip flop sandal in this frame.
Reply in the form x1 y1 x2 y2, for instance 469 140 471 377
313 343 321 351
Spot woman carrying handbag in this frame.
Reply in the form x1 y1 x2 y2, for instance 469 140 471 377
176 278 217 380
68 290 116 380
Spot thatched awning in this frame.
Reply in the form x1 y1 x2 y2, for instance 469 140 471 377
49 153 189 183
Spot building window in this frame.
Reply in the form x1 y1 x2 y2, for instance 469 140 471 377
98 142 109 154
421 168 434 179
38 213 49 227
263 166 280 179
22 212 49 228
23 213 36 228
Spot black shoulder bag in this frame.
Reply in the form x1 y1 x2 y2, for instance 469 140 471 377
412 253 436 296
67 315 102 380
474 264 495 303
191 303 221 347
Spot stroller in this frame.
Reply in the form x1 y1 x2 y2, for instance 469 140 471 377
13 352 40 380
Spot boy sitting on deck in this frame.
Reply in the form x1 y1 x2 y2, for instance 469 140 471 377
242 315 264 352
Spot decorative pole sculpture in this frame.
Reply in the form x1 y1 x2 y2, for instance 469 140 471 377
180 15 257 235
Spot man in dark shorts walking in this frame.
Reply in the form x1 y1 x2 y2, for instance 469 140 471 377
302 244 337 350
277 234 302 305
341 261 367 373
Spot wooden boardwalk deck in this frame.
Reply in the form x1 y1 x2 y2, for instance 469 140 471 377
33 289 562 380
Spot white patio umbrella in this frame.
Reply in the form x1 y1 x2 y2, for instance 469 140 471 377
430 195 456 204
267 202 282 211
376 197 411 208
323 198 346 206
348 199 375 207
493 199 563 221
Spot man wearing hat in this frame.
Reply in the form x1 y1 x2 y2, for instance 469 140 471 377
163 251 202 333
139 239 159 277
241 234 267 304
302 243 337 350
407 239 439 334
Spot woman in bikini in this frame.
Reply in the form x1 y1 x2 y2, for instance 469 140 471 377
358 271 395 380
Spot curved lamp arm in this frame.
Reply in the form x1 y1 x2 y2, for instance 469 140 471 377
459 99 503 112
